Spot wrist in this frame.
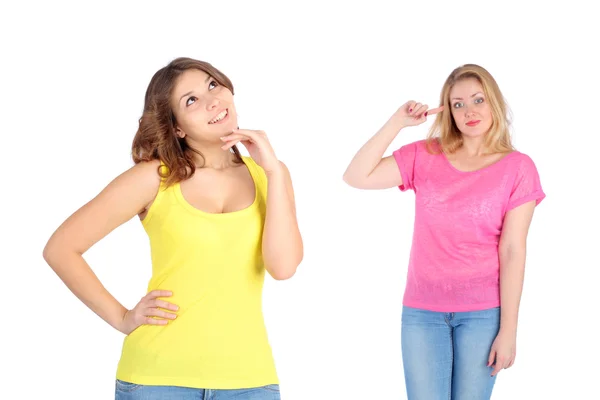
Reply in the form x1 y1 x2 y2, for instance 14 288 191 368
113 306 129 334
388 112 408 131
499 322 518 335
265 161 284 178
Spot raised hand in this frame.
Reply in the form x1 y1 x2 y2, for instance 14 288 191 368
393 100 444 128
220 129 280 173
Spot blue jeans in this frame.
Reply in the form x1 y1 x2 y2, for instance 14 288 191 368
115 380 280 399
401 306 500 400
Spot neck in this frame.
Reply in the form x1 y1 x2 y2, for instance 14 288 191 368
186 139 237 169
460 135 489 157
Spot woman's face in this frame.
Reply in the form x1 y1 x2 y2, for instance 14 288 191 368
449 78 493 138
171 69 238 142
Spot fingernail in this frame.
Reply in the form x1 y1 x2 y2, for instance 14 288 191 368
424 111 428 117
409 108 413 112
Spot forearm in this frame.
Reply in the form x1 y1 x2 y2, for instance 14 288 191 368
343 113 405 184
43 247 127 332
262 163 303 280
499 248 526 333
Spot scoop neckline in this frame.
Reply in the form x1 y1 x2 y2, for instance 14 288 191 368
441 149 518 174
174 156 259 217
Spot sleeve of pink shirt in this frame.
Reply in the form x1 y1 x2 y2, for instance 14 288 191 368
506 154 546 212
392 141 419 191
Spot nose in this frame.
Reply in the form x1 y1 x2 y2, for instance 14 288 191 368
205 95 219 110
464 105 475 117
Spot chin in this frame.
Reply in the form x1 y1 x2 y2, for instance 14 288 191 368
209 118 237 135
460 123 492 139
460 130 486 139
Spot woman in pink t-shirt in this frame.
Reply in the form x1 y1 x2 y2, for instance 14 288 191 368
343 64 545 399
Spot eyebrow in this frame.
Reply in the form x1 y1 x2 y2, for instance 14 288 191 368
178 75 214 103
451 92 483 101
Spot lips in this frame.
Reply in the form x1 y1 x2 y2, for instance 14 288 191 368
209 109 229 124
466 120 481 127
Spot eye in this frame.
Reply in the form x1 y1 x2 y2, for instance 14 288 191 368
209 80 218 90
453 102 464 108
186 96 197 107
474 97 484 104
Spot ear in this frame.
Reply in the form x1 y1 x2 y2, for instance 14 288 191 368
175 128 186 139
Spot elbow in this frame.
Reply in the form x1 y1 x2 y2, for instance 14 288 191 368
342 172 361 189
263 234 303 280
43 237 78 268
498 242 526 266
42 239 58 266
498 237 526 257
342 172 351 186
270 269 296 281
267 255 302 281
269 264 297 280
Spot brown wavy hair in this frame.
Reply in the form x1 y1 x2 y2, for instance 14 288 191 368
426 64 514 154
131 57 242 187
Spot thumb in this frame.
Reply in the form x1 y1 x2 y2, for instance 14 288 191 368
487 349 496 367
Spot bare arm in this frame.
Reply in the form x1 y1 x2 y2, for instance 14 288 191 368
262 161 303 280
498 200 537 333
343 102 442 189
42 160 162 333
342 114 406 189
488 200 537 375
219 129 304 281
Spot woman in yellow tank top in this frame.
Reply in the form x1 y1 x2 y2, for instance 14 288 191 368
43 57 303 399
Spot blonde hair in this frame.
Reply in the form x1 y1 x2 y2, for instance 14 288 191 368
426 64 514 154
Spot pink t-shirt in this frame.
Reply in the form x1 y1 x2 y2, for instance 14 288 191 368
393 139 545 312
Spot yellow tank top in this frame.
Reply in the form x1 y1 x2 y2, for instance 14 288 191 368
115 156 278 389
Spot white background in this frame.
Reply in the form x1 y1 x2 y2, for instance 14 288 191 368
3 1 599 399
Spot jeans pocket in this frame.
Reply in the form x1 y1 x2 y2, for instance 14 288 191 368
115 379 142 393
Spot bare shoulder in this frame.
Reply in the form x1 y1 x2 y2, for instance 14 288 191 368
122 159 163 187
271 160 293 184
117 159 165 214
278 160 291 175
276 161 296 200
43 159 163 257
246 157 292 180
